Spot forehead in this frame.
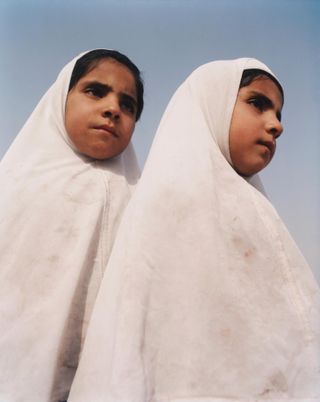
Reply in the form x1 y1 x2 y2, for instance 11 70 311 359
239 76 284 109
79 58 137 99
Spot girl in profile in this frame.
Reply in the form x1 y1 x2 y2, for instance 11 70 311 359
70 58 320 401
0 49 144 401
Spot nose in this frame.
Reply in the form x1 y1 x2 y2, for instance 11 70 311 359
266 115 283 139
102 95 120 121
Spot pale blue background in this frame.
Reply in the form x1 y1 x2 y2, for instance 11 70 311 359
0 0 319 282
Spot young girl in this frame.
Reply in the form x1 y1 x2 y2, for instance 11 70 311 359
0 49 143 401
69 58 320 401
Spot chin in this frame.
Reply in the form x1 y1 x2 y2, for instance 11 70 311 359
86 145 119 161
236 163 267 177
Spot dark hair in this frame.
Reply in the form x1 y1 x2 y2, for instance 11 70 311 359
239 68 284 100
68 49 144 121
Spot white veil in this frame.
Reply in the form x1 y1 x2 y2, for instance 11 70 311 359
69 59 320 401
0 51 140 401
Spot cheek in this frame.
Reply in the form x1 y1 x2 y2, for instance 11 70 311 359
65 99 78 136
229 117 242 157
65 112 80 140
229 134 241 166
64 111 74 138
65 103 88 139
123 120 136 141
229 120 250 171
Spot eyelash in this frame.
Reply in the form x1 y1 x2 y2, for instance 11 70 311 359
85 87 104 98
84 87 136 116
120 99 135 114
248 97 265 111
248 97 281 121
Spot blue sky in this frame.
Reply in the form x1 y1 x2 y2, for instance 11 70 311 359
0 0 319 281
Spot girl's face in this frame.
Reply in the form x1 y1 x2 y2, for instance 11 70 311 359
229 76 283 176
65 58 138 160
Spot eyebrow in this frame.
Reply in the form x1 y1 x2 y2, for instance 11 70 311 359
82 80 137 107
247 90 282 121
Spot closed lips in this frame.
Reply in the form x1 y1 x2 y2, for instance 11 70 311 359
259 140 275 154
95 125 118 137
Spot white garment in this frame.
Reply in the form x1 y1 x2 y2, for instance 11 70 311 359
69 59 320 401
0 51 140 401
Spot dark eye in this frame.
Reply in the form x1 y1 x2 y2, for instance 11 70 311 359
120 98 136 115
248 97 265 111
85 85 104 98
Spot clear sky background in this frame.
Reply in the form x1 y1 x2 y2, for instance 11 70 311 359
0 0 319 282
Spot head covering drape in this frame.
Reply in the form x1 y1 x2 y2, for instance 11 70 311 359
0 50 140 402
69 58 320 401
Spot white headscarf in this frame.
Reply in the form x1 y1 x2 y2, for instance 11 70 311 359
0 50 140 401
69 58 320 401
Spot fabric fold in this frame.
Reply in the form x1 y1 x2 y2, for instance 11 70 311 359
69 58 320 401
0 51 140 402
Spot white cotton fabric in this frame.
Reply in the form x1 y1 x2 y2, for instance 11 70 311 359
69 58 320 401
0 51 140 401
